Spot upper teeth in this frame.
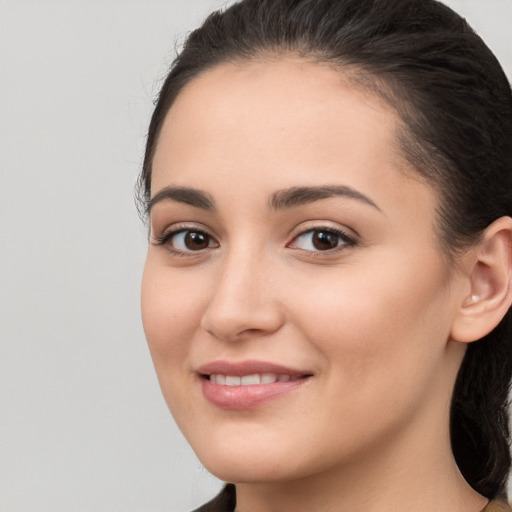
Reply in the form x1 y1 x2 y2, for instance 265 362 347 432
209 373 299 385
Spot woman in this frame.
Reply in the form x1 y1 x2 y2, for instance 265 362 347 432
138 0 512 510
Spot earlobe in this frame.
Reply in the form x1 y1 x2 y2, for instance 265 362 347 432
451 216 512 344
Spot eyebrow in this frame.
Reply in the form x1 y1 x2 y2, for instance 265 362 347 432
269 185 381 211
148 184 380 214
148 186 215 212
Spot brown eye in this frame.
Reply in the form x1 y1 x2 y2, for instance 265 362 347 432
289 228 356 252
167 229 218 253
184 231 210 250
312 231 339 250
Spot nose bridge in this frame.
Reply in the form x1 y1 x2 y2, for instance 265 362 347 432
200 244 283 341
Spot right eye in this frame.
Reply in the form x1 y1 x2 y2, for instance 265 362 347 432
156 229 219 254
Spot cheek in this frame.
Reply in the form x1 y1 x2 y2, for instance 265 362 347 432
141 257 214 419
287 252 453 394
141 256 206 366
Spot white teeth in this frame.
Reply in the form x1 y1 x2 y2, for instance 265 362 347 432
209 373 298 385
261 373 278 384
225 375 241 386
241 374 261 385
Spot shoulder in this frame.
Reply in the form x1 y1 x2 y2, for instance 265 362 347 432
192 484 236 512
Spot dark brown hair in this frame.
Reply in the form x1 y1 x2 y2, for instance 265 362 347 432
138 0 512 498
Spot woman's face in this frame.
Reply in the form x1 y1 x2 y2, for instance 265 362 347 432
142 60 468 483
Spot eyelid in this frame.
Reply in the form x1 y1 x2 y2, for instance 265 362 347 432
152 221 212 241
288 219 360 239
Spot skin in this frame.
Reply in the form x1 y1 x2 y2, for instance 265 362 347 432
141 59 492 512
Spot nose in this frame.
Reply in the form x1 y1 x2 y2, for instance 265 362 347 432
200 252 285 342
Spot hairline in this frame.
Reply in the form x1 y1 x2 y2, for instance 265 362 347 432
143 51 470 262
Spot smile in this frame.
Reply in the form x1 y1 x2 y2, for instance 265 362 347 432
198 361 312 409
208 373 302 385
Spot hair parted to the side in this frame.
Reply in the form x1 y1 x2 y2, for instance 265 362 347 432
137 0 512 498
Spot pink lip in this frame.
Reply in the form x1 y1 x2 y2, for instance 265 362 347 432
197 360 312 410
197 360 307 377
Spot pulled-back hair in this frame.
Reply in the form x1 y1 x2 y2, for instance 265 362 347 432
138 0 512 498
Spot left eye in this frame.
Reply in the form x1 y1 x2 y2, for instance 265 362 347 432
169 230 218 252
289 229 355 252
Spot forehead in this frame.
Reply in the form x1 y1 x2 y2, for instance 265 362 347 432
156 59 400 161
151 59 434 217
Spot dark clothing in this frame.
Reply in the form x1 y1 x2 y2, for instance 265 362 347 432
193 484 236 512
194 484 511 512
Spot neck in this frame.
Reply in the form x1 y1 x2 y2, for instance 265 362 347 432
235 440 486 512
234 388 487 512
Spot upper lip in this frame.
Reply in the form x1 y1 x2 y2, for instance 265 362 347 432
197 360 311 377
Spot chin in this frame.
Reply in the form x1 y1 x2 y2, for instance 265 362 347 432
200 453 302 484
202 458 275 484
186 429 307 484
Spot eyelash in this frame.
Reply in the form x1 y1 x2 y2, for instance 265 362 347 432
152 225 357 256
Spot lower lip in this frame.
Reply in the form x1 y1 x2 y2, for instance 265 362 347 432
201 377 309 410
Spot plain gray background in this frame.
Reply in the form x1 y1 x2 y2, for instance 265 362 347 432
0 1 511 510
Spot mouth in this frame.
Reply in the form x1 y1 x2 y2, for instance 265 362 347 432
205 373 303 385
197 361 312 410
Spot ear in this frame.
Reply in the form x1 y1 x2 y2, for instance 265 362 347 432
450 216 512 343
